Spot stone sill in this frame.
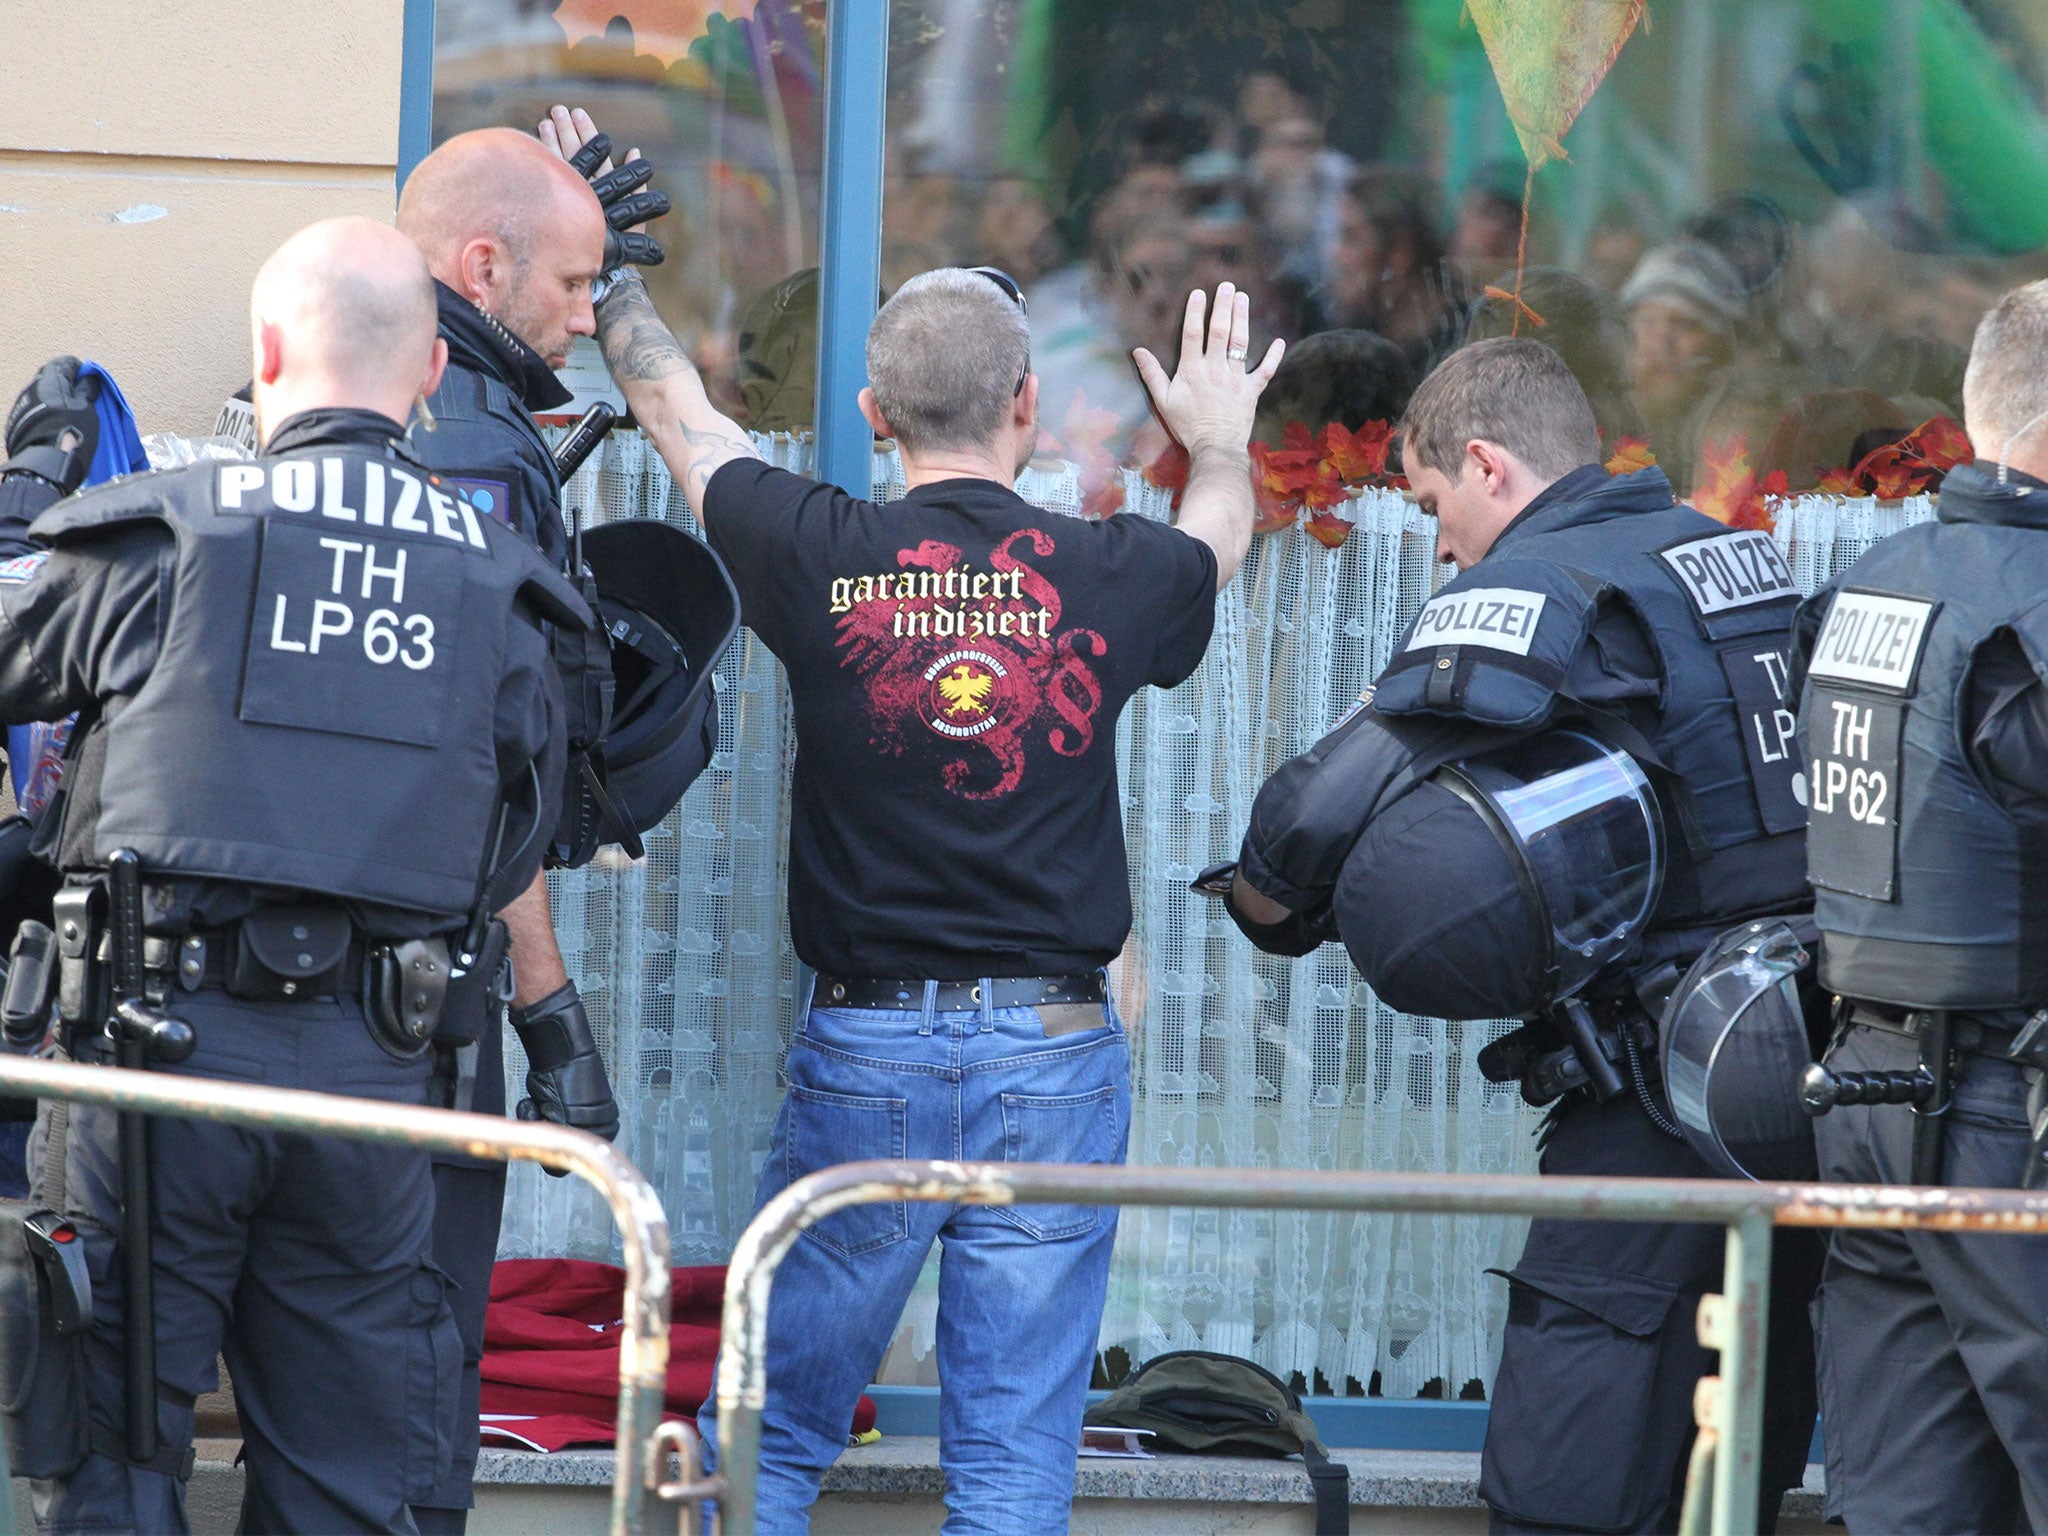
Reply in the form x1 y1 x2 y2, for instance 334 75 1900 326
467 1438 1830 1520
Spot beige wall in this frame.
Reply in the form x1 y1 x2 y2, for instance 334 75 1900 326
0 1 408 435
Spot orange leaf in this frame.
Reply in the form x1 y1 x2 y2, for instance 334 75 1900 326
1814 466 1859 496
1304 510 1354 548
1298 462 1348 511
1080 475 1126 519
1690 436 1759 527
1282 421 1316 452
1902 415 1971 472
1321 420 1395 484
1142 441 1190 509
1249 443 1302 533
1760 469 1790 500
1604 435 1657 475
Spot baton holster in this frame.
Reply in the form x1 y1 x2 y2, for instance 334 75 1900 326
0 1096 91 1479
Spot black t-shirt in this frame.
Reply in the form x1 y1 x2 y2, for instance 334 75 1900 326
703 459 1218 978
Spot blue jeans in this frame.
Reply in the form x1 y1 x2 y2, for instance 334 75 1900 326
698 980 1132 1535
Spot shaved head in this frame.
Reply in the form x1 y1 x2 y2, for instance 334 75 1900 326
396 129 607 366
397 128 597 276
249 217 445 443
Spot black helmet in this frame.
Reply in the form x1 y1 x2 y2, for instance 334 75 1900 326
1659 915 1821 1181
578 519 741 849
1336 730 1664 1019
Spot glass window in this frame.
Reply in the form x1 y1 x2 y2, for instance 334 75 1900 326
881 0 2048 1401
431 0 827 431
428 2 830 1270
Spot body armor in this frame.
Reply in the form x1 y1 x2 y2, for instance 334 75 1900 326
1800 479 2048 1008
32 443 586 920
1374 467 1808 944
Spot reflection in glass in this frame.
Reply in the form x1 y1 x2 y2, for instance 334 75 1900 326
432 0 827 430
881 0 2048 1401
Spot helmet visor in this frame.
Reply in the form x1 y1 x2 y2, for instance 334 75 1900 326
1445 731 1664 1001
1661 919 1818 1181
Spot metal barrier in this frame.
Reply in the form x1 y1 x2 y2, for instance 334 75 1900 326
715 1159 2048 1536
0 1053 706 1536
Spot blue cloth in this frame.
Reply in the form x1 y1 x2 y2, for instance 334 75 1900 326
77 360 149 488
9 361 148 804
697 984 1132 1536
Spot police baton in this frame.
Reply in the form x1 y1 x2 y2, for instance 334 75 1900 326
104 849 194 1466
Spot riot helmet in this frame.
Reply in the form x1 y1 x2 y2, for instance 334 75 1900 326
1659 916 1820 1181
577 519 741 848
1336 730 1664 1019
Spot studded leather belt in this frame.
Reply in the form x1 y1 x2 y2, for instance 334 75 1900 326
813 972 1107 1011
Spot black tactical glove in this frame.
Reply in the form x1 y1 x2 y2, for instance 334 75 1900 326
5 357 100 494
567 133 670 272
510 982 621 1166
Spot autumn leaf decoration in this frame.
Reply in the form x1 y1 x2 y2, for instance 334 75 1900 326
1604 435 1657 475
1220 420 1406 548
1813 416 1970 499
1691 437 1788 533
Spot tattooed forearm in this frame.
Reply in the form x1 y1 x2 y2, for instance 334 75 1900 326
680 419 759 504
595 270 692 384
594 269 760 507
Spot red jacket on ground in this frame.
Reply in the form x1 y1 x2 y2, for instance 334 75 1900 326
479 1259 878 1452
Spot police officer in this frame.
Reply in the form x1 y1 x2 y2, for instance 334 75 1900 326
1222 339 1819 1534
393 125 650 1532
0 217 586 1532
1792 279 2048 1531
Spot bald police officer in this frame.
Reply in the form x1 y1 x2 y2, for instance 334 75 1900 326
1793 279 2048 1530
394 124 638 1534
1223 340 1820 1534
0 218 587 1533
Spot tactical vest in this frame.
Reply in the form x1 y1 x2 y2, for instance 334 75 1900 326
1800 521 2048 1008
412 358 568 567
1375 498 1808 938
413 358 617 867
34 447 587 919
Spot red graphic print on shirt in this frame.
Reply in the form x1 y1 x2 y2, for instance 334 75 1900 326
832 528 1106 799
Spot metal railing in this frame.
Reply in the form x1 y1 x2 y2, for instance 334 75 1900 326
14 1058 2048 1536
0 1054 699 1536
714 1159 2048 1536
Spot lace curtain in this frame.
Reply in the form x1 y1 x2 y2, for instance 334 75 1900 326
499 432 1932 1399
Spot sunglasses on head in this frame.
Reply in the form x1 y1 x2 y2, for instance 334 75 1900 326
969 265 1031 396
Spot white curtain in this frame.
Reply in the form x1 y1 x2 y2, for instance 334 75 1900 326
499 433 1933 1399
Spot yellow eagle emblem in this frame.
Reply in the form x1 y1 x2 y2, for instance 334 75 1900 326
936 663 995 716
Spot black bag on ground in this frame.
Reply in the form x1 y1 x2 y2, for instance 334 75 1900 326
0 1099 90 1478
1090 1349 1350 1535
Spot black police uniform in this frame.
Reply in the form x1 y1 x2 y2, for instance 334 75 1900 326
404 280 581 1530
1235 464 1820 1534
0 409 582 1533
1793 460 2048 1532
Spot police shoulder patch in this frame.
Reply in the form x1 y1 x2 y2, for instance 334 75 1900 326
0 552 49 584
1805 588 1936 694
1658 528 1797 617
1402 587 1548 657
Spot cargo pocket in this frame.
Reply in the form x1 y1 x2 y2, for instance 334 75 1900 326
996 1085 1120 1240
1479 1264 1702 1533
402 1261 462 1504
786 1086 908 1258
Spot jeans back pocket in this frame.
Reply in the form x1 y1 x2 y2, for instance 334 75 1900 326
997 1084 1121 1240
786 1084 910 1257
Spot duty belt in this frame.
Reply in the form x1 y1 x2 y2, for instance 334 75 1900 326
1845 1003 2039 1067
814 972 1108 1011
